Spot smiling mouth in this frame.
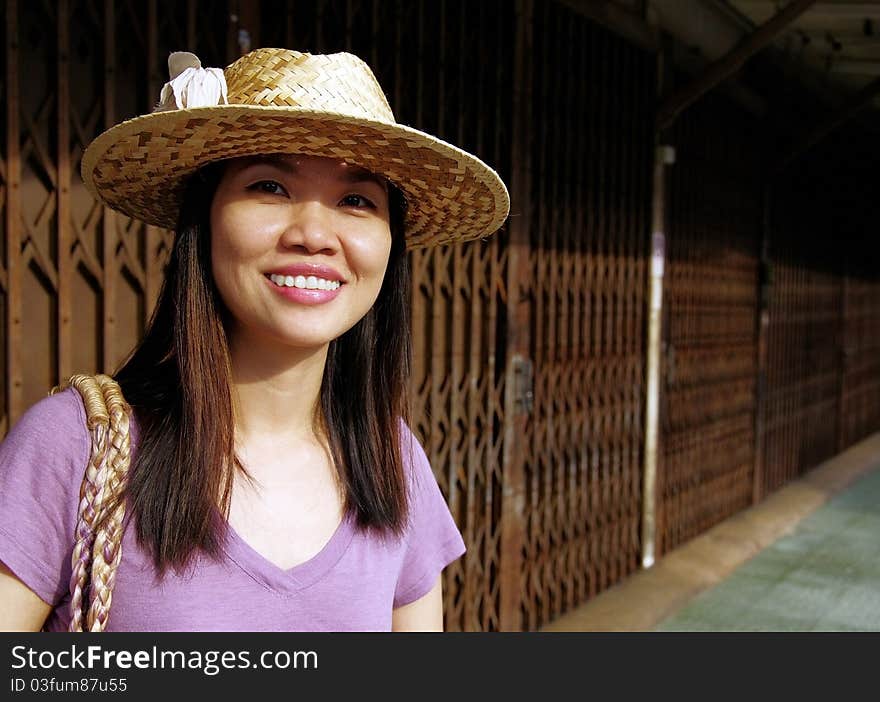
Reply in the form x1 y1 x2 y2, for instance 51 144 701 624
266 273 343 291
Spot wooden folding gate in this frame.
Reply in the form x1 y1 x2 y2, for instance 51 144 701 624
521 1 653 629
839 268 880 449
760 138 880 495
760 183 842 494
658 92 762 554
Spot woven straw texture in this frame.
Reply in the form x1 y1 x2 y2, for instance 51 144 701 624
81 48 510 249
51 375 132 632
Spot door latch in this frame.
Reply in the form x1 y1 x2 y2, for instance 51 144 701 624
513 354 534 416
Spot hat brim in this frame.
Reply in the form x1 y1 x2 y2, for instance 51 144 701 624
81 105 510 249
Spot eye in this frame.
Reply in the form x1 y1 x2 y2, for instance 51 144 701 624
339 193 375 209
247 180 288 196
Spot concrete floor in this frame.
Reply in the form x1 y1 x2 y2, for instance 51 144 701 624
542 432 880 632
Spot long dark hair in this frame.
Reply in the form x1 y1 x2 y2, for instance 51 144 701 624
111 161 412 574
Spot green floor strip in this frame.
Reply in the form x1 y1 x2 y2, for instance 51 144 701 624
656 467 880 632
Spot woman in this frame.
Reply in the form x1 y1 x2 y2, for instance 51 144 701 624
0 48 509 631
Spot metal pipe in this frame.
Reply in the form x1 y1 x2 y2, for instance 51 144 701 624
641 142 674 569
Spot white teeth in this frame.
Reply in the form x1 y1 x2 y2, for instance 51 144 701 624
269 273 341 291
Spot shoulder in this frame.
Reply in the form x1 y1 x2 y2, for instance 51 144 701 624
3 387 89 450
391 419 466 608
0 387 91 483
0 387 94 606
397 419 426 468
395 419 454 528
397 420 436 497
11 386 88 431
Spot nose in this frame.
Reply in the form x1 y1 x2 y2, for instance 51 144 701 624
279 200 339 254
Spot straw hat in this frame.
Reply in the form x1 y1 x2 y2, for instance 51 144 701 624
81 48 510 249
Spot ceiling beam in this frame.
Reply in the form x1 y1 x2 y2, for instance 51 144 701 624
657 0 817 129
733 1 880 19
775 74 880 172
768 2 880 20
830 59 880 76
555 0 659 51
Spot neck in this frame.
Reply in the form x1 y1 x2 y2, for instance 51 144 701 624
227 325 329 446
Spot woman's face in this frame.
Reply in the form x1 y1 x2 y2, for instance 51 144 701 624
210 154 393 351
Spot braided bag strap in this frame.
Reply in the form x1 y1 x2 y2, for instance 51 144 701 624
50 374 132 632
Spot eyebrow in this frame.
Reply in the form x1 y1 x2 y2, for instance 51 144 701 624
235 155 389 191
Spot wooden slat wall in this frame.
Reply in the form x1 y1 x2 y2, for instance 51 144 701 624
2 0 21 436
658 92 762 554
833 144 880 451
0 0 229 432
761 193 842 493
521 1 653 630
14 0 57 422
760 134 880 494
839 264 880 448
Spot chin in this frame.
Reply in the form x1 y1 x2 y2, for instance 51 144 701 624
273 327 347 350
272 334 337 350
236 315 361 352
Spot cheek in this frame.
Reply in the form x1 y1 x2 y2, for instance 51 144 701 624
210 206 272 278
349 229 393 282
210 230 240 294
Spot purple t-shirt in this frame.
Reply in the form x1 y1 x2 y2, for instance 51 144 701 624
0 388 465 631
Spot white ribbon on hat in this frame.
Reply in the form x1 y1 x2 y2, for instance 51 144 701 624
153 51 228 112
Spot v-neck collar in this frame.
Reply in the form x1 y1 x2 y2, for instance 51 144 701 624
221 509 356 596
127 405 357 596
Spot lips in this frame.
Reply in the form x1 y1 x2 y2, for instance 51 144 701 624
264 273 345 305
264 262 345 282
